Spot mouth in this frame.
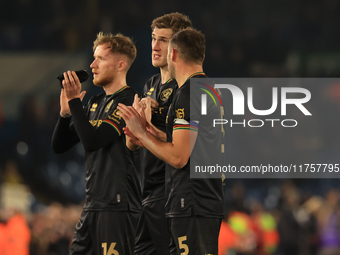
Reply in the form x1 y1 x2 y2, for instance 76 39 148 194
153 54 161 60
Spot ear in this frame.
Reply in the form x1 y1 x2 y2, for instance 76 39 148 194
171 47 178 62
118 60 127 72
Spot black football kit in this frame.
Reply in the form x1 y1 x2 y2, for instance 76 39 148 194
52 86 141 255
165 73 224 255
134 74 177 255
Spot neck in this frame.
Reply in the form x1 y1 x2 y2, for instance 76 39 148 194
175 64 203 88
160 66 171 84
103 74 127 95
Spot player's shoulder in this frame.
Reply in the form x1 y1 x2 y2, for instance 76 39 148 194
171 85 189 109
146 73 161 85
178 82 190 97
113 86 136 106
164 78 178 91
144 73 161 88
87 92 106 104
142 73 161 96
122 86 137 96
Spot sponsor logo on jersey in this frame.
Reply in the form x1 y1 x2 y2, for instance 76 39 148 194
89 119 103 127
154 107 165 114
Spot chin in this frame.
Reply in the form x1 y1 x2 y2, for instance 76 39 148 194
152 61 166 68
93 79 104 87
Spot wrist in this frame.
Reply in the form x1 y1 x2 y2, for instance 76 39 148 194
60 112 71 118
137 128 149 143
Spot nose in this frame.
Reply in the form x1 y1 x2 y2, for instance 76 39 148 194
90 59 97 69
152 40 160 51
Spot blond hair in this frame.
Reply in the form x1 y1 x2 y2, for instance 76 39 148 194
93 32 137 69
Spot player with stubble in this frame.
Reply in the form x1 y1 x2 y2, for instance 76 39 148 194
51 32 141 255
118 28 224 254
126 13 192 255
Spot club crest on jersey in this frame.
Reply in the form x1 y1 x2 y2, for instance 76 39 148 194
175 108 185 119
90 103 98 112
147 87 155 96
105 100 114 112
160 88 173 101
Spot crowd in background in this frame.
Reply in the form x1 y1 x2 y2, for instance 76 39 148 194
1 176 340 254
0 203 81 255
1 0 340 254
1 0 340 78
219 181 340 255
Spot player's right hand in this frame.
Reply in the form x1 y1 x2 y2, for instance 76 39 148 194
123 127 145 148
59 85 86 118
62 71 86 102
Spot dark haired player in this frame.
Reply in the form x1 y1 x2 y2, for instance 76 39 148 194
51 32 141 255
126 12 192 255
118 28 224 254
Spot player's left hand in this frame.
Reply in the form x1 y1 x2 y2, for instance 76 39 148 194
117 103 147 138
139 97 159 112
123 127 145 147
132 94 142 113
62 71 86 101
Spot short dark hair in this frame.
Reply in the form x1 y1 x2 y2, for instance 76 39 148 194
151 12 192 34
170 28 205 64
93 32 137 69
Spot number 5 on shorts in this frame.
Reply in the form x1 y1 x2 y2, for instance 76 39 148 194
178 236 189 255
102 242 119 255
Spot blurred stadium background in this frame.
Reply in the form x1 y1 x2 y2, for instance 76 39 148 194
1 0 340 254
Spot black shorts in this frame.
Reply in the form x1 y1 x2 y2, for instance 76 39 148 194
134 199 170 255
168 214 222 255
69 210 140 255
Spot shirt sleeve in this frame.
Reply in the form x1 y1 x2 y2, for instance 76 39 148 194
100 102 126 137
51 115 80 154
172 87 198 132
68 98 120 152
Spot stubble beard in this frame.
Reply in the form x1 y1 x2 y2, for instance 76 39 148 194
93 76 113 87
